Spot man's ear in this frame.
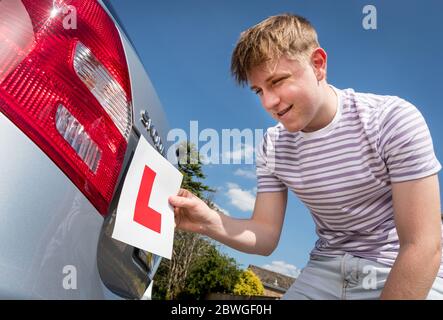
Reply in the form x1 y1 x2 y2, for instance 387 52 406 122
310 48 327 81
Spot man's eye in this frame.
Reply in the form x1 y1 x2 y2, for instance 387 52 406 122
272 78 284 85
254 89 262 96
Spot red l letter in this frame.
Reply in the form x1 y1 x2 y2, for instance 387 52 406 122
133 165 161 233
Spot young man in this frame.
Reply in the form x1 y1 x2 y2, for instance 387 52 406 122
168 14 443 299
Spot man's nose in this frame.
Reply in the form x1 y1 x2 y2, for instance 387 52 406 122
261 90 280 111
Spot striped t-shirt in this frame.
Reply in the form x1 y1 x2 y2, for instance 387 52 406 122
256 86 443 276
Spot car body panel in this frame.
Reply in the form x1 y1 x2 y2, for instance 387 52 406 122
0 0 171 299
0 111 106 299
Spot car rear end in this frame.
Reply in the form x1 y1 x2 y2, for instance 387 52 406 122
0 0 169 299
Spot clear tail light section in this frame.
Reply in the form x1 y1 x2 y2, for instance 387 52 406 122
0 0 132 215
55 104 102 173
73 42 131 140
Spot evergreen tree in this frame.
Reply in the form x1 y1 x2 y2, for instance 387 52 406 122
153 142 214 299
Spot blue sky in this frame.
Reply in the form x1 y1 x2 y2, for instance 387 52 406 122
109 0 443 277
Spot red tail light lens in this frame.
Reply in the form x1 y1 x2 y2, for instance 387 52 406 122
0 0 132 215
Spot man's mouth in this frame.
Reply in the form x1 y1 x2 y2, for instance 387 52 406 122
277 105 293 117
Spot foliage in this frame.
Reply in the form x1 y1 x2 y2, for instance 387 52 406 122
176 142 214 198
233 269 264 296
178 244 242 300
153 142 215 299
152 232 212 300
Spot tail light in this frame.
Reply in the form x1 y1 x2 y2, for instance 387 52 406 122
0 0 132 215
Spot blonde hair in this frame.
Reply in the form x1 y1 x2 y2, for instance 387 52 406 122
231 13 320 86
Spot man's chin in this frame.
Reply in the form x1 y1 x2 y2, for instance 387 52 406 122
281 122 302 133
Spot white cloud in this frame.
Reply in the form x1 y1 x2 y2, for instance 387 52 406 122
225 183 255 212
213 203 230 216
261 261 301 278
234 168 256 180
223 143 255 163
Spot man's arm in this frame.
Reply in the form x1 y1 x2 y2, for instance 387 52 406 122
206 191 288 255
170 190 288 256
380 174 442 299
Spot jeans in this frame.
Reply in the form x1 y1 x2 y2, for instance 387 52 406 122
283 253 443 300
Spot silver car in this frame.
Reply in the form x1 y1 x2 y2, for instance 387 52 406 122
0 0 169 299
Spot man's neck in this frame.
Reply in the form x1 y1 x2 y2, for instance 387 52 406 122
302 84 338 133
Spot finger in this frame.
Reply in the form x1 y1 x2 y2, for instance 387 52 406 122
174 213 179 228
169 195 195 208
178 188 197 200
177 188 189 197
175 213 181 229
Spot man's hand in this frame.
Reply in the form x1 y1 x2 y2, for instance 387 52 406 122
169 188 288 256
169 188 217 235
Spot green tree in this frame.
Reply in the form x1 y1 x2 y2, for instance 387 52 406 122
178 244 242 300
153 142 215 300
175 142 214 199
233 269 265 296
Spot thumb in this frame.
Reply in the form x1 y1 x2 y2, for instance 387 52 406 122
169 195 195 209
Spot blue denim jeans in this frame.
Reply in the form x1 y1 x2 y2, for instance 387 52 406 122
283 253 443 300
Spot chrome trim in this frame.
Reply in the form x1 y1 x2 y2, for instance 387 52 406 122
140 110 165 155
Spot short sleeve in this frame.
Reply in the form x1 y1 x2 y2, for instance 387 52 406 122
256 131 288 192
378 98 441 183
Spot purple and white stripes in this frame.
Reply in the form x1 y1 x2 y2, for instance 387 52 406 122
256 87 443 276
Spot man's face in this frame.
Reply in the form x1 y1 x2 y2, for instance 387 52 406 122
248 55 324 133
